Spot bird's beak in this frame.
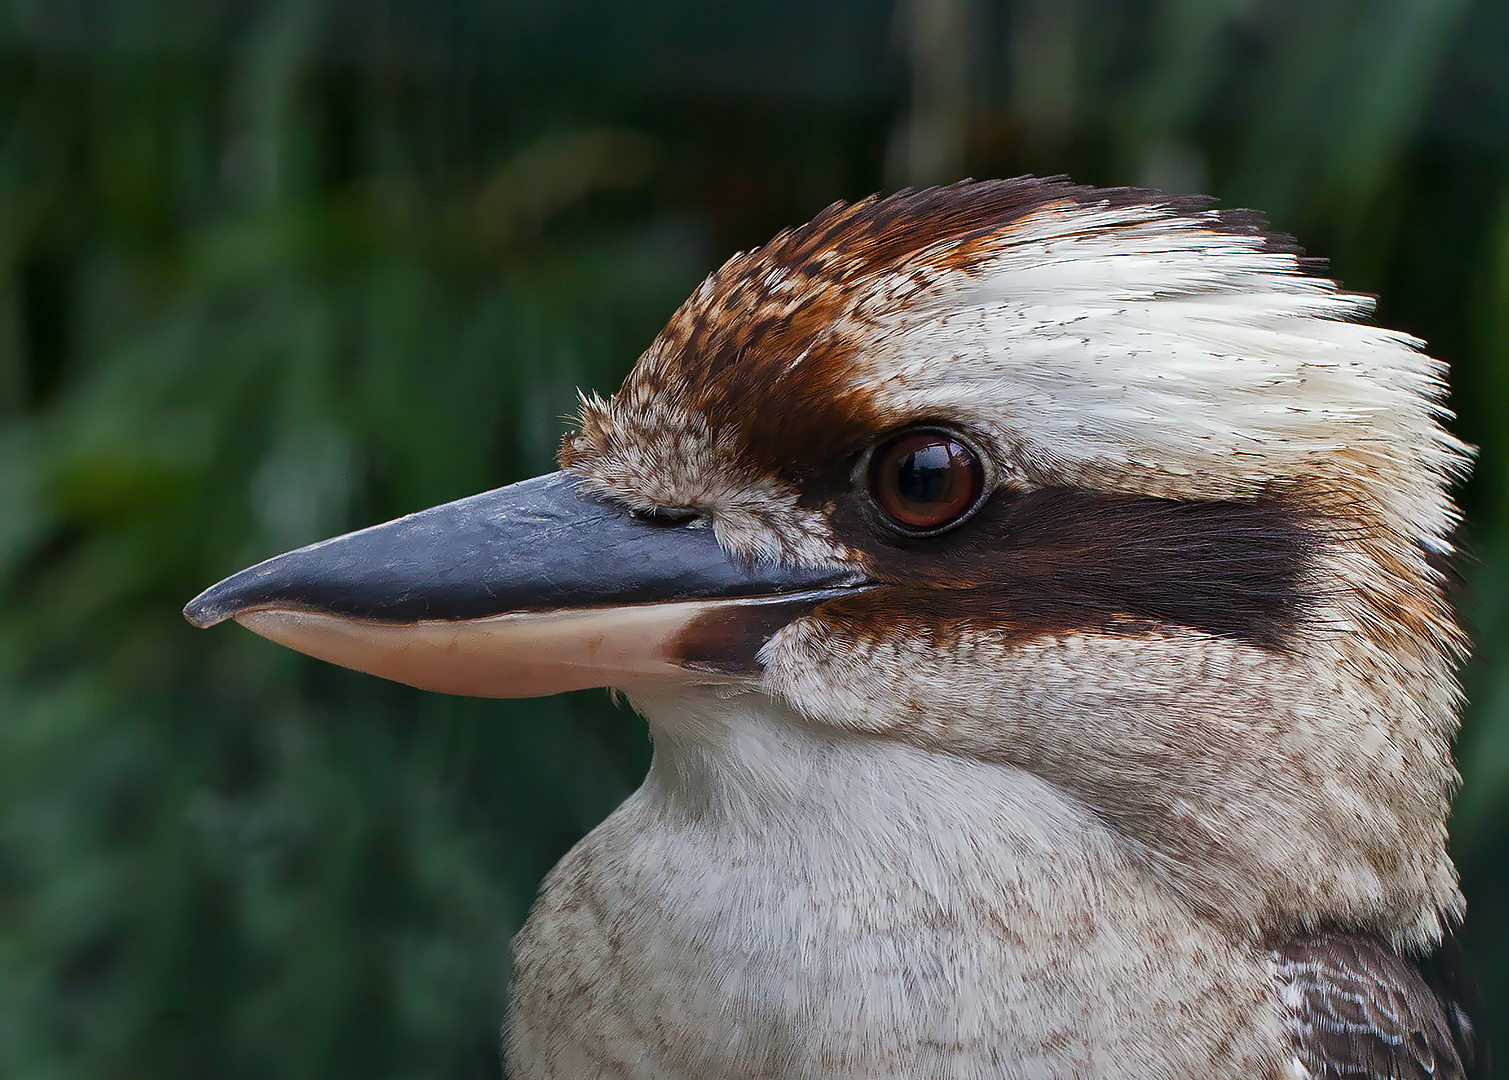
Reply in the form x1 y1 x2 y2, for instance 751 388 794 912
184 471 867 698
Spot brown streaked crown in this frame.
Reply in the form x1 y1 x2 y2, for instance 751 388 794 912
564 178 1284 488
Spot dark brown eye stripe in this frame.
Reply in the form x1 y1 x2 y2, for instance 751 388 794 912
822 486 1321 648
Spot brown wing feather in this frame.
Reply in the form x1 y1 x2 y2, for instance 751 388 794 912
1274 932 1483 1080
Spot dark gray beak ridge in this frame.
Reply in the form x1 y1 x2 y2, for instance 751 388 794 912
185 469 866 628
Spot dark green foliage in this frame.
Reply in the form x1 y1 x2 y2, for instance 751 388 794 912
1 1 1508 1076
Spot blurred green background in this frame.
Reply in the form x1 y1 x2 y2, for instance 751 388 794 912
2 0 1508 1076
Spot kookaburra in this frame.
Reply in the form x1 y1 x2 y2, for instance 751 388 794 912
186 178 1484 1080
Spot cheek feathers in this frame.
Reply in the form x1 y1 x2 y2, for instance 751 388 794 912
814 485 1322 649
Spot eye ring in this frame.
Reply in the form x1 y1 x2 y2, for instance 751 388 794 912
865 427 989 537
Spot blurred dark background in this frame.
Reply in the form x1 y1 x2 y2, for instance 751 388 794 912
2 0 1508 1076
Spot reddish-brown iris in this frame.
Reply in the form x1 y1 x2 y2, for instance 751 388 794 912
869 431 985 534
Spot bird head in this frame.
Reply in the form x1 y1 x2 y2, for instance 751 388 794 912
187 178 1470 952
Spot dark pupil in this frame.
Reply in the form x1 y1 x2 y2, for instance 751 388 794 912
897 442 954 505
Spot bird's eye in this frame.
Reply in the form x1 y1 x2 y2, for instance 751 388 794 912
869 430 985 535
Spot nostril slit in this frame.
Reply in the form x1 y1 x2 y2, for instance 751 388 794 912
630 507 701 527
